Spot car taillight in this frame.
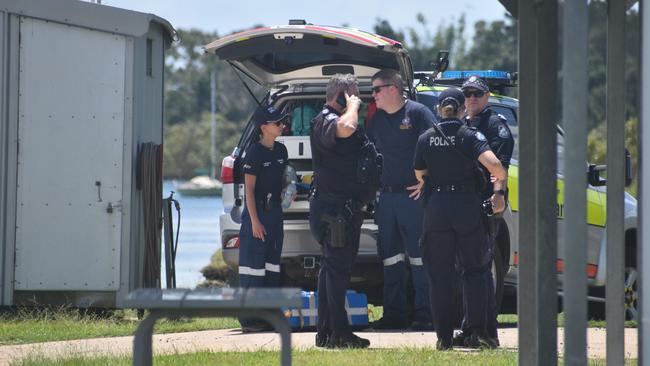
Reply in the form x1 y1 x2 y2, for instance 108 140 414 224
221 155 235 184
224 236 240 249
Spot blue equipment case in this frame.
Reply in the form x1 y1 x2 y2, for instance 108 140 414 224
285 290 369 329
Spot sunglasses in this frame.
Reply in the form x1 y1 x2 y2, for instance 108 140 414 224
463 90 486 98
371 84 394 93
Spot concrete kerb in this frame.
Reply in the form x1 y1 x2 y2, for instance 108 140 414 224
0 327 638 365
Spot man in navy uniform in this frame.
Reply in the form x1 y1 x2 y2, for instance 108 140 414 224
453 75 514 346
366 69 434 330
309 73 370 349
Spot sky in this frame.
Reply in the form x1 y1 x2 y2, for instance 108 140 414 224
100 0 510 40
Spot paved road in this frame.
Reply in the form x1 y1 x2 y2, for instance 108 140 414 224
0 327 637 365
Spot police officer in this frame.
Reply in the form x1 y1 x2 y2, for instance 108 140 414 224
366 69 433 330
309 73 370 349
413 87 506 350
453 76 515 346
238 104 289 332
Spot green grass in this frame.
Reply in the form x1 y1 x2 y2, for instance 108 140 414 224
12 349 639 366
0 305 636 347
13 349 520 366
0 307 239 345
496 313 637 328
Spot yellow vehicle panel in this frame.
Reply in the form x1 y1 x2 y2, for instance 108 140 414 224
507 165 606 227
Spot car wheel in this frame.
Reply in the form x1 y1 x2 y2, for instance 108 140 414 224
588 266 638 321
624 266 638 321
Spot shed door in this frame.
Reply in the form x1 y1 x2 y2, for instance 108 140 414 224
14 18 126 291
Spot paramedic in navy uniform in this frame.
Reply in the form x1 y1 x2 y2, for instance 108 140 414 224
238 104 289 332
412 87 506 350
366 69 433 330
453 75 515 346
309 73 370 349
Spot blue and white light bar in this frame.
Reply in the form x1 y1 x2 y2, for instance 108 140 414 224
440 70 511 80
436 70 517 88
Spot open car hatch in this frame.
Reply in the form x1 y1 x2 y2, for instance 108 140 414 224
204 24 414 93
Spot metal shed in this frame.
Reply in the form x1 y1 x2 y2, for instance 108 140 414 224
0 0 174 307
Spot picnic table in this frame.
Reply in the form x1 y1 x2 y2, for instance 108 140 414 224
123 287 302 366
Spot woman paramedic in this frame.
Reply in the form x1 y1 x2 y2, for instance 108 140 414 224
411 87 506 350
238 104 291 332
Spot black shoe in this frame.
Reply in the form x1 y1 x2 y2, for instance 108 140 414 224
315 333 330 347
326 333 370 349
371 316 408 330
436 338 453 351
452 331 469 347
409 320 434 331
465 332 498 350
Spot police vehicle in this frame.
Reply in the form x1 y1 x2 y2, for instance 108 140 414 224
206 21 415 305
416 70 638 319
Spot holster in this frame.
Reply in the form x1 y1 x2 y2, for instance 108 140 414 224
484 214 500 243
322 212 347 248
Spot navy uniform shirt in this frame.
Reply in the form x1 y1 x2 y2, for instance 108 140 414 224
310 105 365 199
465 106 514 196
242 141 288 203
465 107 514 169
413 118 490 186
367 99 434 187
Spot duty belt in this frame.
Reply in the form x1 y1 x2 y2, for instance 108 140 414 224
430 184 476 193
312 189 361 211
381 184 414 193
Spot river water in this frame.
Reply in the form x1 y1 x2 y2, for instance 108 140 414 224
162 181 222 288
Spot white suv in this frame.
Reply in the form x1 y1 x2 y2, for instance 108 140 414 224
205 22 415 304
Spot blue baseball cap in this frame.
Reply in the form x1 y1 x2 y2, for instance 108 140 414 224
438 87 465 108
252 104 288 127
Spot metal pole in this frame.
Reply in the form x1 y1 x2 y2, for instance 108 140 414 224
606 0 627 364
519 1 559 364
562 1 589 365
210 71 217 179
640 0 650 363
536 2 559 365
518 0 540 363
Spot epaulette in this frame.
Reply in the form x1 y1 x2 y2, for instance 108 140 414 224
461 125 486 141
324 111 338 121
489 109 507 123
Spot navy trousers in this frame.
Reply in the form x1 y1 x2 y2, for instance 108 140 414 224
238 206 284 289
309 195 363 337
376 191 431 322
420 192 492 343
460 214 499 339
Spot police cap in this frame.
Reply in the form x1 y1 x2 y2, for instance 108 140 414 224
252 104 288 127
461 75 490 93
